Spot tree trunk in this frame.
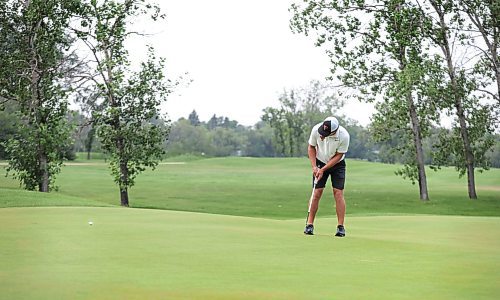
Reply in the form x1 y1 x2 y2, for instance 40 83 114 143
435 5 478 199
492 33 500 105
86 127 95 160
398 41 429 201
38 153 49 192
496 69 500 104
119 151 129 207
407 93 429 201
455 100 478 199
120 187 129 207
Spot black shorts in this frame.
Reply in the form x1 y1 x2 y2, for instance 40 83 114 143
314 159 346 190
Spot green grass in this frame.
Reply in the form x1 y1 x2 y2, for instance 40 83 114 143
1 157 498 218
0 188 114 208
74 152 208 162
0 207 499 299
1 158 499 299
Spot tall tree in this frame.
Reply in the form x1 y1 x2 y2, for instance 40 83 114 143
0 0 78 191
290 0 438 200
418 0 496 199
84 125 96 160
74 0 174 206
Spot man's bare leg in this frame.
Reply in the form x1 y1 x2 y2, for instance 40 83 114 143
333 188 345 225
307 188 324 225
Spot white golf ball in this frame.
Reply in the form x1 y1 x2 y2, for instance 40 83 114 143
88 221 93 226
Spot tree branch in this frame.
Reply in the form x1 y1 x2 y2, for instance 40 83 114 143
476 88 500 101
0 95 15 105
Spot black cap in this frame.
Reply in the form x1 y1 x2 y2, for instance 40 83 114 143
318 117 339 137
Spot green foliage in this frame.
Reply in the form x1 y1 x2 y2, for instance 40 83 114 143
262 80 344 157
290 0 498 199
187 110 200 126
165 116 254 157
417 0 497 198
4 111 72 191
0 0 78 191
458 0 500 105
486 135 500 168
166 119 214 156
245 121 277 157
95 48 172 191
75 0 173 204
432 105 496 177
291 1 437 200
0 102 20 159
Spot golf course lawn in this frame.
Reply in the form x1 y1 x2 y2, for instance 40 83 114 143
1 157 499 218
1 157 499 299
1 207 499 300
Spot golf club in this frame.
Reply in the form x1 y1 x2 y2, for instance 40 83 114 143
306 178 318 225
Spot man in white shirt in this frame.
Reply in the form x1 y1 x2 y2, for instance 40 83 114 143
304 116 350 237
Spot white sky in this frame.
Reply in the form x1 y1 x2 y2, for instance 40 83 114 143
130 0 375 126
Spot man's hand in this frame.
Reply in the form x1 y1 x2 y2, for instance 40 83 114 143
315 168 324 182
312 166 320 178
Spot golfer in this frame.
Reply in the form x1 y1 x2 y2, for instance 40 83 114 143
304 116 350 237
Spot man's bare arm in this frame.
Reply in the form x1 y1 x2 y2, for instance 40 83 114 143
308 145 320 177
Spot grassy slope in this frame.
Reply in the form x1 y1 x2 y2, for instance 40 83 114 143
1 157 498 218
0 188 114 208
1 207 499 300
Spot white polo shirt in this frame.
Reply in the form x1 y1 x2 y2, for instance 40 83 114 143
308 124 350 164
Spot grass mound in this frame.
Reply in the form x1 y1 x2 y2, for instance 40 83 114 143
0 188 114 208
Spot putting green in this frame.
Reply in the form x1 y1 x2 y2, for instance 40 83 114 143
1 207 499 299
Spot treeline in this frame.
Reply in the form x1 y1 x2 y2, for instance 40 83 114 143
163 112 500 168
59 106 499 167
2 98 499 167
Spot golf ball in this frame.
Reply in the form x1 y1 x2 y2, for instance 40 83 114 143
88 221 93 226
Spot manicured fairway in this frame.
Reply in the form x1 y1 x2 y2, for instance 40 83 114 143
1 207 499 299
1 158 499 218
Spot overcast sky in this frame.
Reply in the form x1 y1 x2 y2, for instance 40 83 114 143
132 0 375 126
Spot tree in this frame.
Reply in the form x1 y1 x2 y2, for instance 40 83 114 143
245 122 277 157
290 0 439 200
262 80 344 157
188 110 201 126
210 127 246 156
486 134 500 168
206 114 223 130
0 0 77 191
84 126 96 160
165 119 213 156
418 0 496 199
74 0 175 206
